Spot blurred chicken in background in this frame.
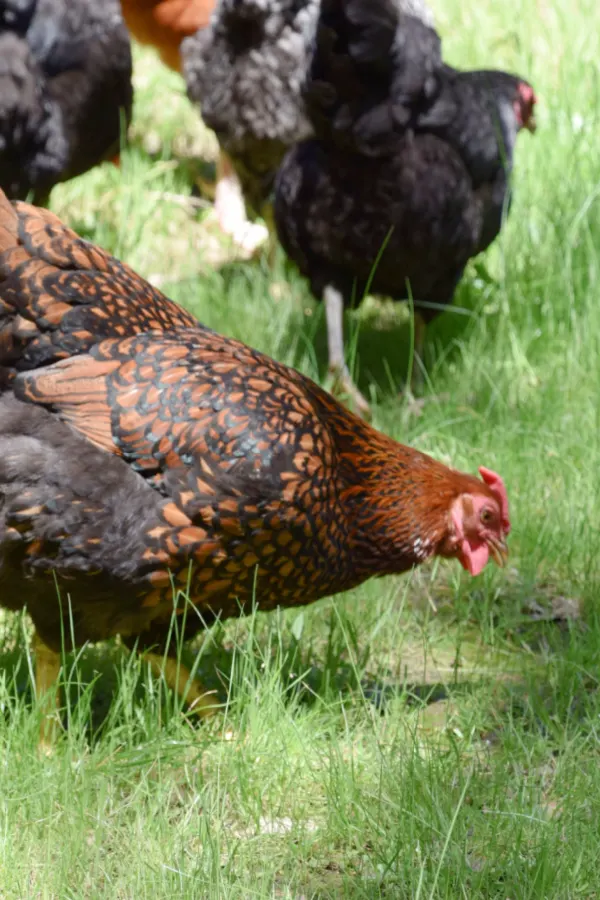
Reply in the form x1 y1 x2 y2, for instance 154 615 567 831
0 0 133 203
274 0 536 417
181 0 434 251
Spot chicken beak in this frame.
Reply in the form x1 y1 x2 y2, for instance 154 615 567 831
526 116 537 134
487 535 509 568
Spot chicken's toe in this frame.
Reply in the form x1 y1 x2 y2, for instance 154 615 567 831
142 652 221 721
228 220 270 257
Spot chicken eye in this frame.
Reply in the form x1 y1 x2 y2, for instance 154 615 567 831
480 508 494 525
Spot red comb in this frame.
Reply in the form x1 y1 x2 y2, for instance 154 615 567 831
479 466 511 534
519 83 537 105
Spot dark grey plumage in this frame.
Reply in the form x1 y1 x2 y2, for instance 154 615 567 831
181 0 434 216
306 0 441 153
0 32 69 200
0 394 172 651
0 0 133 202
182 0 318 215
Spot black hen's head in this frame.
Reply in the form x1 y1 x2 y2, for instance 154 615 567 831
0 32 68 201
514 79 537 132
416 66 537 186
470 70 537 135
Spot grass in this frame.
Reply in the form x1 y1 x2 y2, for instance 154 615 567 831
2 0 600 895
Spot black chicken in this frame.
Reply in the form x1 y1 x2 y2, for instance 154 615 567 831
274 0 537 416
181 0 434 243
0 0 133 202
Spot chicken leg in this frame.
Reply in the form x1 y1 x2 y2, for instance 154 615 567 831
400 310 429 414
32 636 217 751
410 311 427 393
214 151 269 256
324 285 372 419
141 651 218 719
33 632 61 752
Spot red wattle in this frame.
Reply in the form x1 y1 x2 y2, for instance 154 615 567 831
459 540 490 576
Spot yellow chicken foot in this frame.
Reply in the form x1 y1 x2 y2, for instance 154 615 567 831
33 632 61 752
324 285 371 419
141 652 219 719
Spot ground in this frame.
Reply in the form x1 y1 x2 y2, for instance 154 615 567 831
1 0 599 896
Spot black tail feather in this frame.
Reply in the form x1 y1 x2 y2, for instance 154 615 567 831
305 0 442 154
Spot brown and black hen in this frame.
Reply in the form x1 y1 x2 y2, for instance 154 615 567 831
0 189 510 744
0 0 133 203
274 0 536 416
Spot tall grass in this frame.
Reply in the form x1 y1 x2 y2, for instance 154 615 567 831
1 0 599 895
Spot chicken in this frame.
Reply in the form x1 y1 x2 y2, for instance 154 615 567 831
0 0 133 203
120 0 269 255
0 189 510 745
274 0 537 417
181 0 434 249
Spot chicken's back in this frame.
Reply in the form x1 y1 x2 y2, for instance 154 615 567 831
0 195 197 376
306 0 441 155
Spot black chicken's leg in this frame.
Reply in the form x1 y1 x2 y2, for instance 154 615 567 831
324 285 371 419
410 311 427 393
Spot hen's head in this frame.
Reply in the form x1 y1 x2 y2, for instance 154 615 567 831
491 72 537 135
454 69 537 149
439 467 510 576
514 81 537 133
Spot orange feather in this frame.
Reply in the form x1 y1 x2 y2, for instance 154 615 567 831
120 0 214 72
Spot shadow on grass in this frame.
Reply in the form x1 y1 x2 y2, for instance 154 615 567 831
214 258 491 399
0 620 542 745
0 569 590 747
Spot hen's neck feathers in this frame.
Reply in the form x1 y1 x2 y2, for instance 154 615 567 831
418 68 524 186
332 418 488 575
